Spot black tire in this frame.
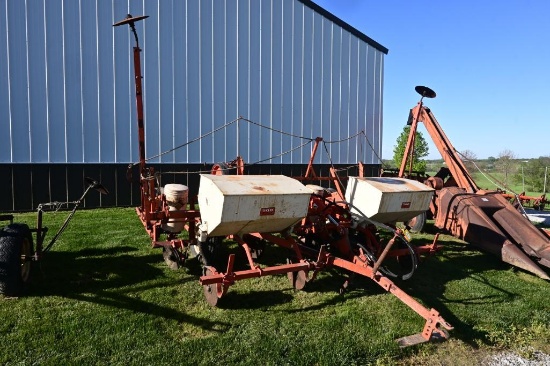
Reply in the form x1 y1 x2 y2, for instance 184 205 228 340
199 237 226 270
405 211 427 233
0 223 33 296
162 246 182 271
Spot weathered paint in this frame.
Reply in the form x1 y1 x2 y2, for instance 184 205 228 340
345 177 434 223
197 174 311 236
435 187 550 279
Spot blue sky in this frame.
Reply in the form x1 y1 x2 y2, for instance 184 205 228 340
313 0 550 160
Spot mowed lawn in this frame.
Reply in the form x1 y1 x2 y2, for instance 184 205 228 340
1 207 550 365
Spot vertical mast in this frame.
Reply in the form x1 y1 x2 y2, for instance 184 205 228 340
113 14 149 176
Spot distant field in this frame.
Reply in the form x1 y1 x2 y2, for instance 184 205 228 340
1 208 549 365
423 166 546 209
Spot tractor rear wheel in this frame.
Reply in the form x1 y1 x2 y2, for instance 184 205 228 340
0 224 34 296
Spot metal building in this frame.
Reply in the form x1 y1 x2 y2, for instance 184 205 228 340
0 0 388 211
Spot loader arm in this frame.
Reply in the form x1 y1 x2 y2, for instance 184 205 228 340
399 103 478 193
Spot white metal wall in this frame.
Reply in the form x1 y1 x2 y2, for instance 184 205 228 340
0 0 387 165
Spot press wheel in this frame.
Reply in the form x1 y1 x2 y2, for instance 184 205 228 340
286 258 308 290
203 267 224 306
293 270 307 290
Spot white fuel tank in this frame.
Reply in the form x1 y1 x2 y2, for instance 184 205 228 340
345 177 434 224
198 175 312 236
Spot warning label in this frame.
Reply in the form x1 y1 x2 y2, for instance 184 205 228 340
260 207 276 216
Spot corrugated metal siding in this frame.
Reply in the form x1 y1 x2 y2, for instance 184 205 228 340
0 0 386 165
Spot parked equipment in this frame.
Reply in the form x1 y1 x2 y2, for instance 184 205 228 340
397 86 550 280
115 15 452 346
0 178 108 296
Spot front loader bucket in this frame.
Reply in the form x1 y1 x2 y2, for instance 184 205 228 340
435 187 550 280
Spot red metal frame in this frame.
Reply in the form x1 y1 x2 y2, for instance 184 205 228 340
198 208 451 345
115 15 202 263
211 156 245 175
502 192 548 211
400 98 478 193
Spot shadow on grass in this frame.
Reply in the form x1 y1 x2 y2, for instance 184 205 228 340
265 234 520 348
217 290 295 309
28 244 230 333
399 236 518 347
420 221 441 235
33 229 528 345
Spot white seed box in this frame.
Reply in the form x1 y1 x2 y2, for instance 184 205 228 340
345 177 434 223
198 174 312 236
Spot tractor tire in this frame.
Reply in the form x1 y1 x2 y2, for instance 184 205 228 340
0 223 33 296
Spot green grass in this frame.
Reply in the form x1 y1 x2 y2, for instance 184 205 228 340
1 208 550 365
470 171 536 195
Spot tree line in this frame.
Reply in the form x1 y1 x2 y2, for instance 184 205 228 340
389 126 549 194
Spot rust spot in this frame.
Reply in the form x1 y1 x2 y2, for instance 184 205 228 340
253 186 266 191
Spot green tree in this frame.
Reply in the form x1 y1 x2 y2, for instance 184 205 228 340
522 156 550 192
485 156 496 170
393 126 429 173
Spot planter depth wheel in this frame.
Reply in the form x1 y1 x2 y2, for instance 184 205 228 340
203 267 225 306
